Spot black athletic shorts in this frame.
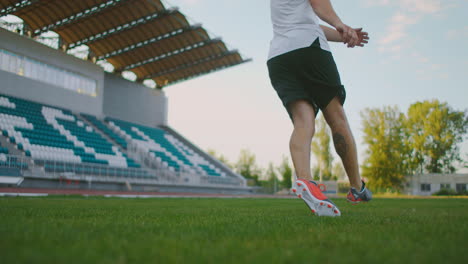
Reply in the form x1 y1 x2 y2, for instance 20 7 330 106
267 38 346 120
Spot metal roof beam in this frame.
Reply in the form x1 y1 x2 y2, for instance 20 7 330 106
119 37 222 71
68 7 178 49
0 0 39 17
32 0 125 36
140 50 239 80
98 23 202 60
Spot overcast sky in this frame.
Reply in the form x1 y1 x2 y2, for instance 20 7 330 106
161 0 468 172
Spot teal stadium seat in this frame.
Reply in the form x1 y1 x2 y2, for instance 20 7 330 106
0 94 145 178
81 114 128 149
106 117 224 177
81 114 140 168
0 154 28 171
0 93 227 180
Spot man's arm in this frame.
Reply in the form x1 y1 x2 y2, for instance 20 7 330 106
309 0 342 28
309 0 359 47
320 25 369 47
320 25 342 42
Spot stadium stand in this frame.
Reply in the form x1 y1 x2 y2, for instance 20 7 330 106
0 93 148 178
0 153 27 177
0 93 243 187
106 117 224 177
0 0 250 193
0 141 8 154
81 113 128 149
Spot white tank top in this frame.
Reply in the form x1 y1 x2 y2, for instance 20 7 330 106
268 0 330 60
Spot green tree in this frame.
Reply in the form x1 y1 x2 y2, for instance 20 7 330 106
332 162 346 181
260 162 279 193
206 148 232 168
277 155 293 189
405 100 468 173
311 115 334 181
234 149 261 185
361 106 410 191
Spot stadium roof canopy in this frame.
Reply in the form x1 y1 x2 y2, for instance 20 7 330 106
0 0 250 87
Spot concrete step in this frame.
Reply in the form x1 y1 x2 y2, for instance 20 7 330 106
75 113 157 174
0 134 24 156
77 114 123 150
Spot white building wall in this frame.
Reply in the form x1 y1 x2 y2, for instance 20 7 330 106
0 28 104 116
0 28 168 126
103 72 168 127
405 174 468 196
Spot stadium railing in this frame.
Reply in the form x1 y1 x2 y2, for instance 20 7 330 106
127 141 243 186
0 153 29 177
0 153 244 187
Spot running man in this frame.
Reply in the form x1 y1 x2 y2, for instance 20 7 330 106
267 0 372 216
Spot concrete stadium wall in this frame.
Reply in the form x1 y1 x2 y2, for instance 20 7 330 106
16 177 253 195
103 72 168 126
0 28 104 115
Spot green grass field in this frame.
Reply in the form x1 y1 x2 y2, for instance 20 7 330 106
1 197 467 264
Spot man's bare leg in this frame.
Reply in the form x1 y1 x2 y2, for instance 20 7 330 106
289 100 316 181
289 100 341 215
322 97 362 190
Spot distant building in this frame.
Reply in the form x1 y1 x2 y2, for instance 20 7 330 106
405 174 468 196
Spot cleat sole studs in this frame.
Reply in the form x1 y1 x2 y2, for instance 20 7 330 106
327 204 332 208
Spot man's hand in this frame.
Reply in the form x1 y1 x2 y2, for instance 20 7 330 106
335 22 359 47
354 28 369 47
309 0 369 47
320 25 369 47
334 23 370 48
